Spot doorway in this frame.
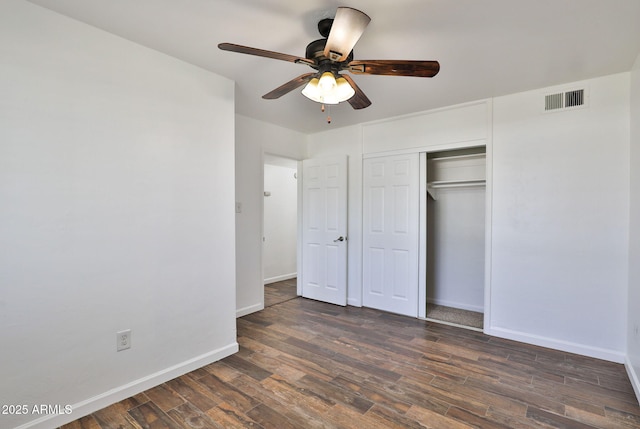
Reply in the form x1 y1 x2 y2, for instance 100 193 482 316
425 147 486 330
263 154 298 306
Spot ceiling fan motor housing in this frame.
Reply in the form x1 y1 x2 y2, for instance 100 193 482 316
318 18 333 38
305 39 354 73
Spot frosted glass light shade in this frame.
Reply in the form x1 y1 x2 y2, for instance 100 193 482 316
301 78 323 103
318 72 337 92
334 77 355 100
301 73 354 104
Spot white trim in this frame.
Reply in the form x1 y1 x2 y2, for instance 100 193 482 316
264 273 297 284
483 98 494 335
363 99 491 129
625 357 640 405
347 297 362 307
296 160 303 297
362 139 487 159
485 326 625 363
418 153 427 318
427 298 484 313
236 303 264 317
15 343 239 429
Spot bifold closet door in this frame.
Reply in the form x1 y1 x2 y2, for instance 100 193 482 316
363 154 420 317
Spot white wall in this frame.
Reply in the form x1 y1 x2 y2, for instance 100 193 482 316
628 53 640 399
427 187 486 312
490 74 630 362
362 101 488 154
235 115 306 316
263 163 297 282
0 2 237 428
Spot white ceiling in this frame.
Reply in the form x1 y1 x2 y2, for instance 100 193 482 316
27 0 640 134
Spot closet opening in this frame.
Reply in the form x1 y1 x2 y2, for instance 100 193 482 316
425 146 486 330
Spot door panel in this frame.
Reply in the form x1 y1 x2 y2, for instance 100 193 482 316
301 156 348 306
363 154 419 316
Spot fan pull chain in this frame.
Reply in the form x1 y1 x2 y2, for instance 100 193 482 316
320 104 331 124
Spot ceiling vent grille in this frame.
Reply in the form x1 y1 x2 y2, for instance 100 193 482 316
565 89 584 108
545 93 564 111
544 88 587 112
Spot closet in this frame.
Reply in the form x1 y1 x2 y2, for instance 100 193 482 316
425 147 486 329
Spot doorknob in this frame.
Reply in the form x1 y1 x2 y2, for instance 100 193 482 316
333 236 346 242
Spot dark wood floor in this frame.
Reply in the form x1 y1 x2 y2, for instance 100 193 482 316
61 297 640 429
264 278 298 308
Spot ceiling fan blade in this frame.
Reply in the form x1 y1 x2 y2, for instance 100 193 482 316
323 7 371 62
262 73 316 99
349 60 440 77
218 43 314 66
341 74 371 109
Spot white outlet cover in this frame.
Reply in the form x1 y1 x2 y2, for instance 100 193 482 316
117 329 131 351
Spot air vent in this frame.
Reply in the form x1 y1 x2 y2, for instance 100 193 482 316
544 88 587 112
545 93 564 111
565 89 584 108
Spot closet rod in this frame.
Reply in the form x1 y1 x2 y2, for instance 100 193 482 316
428 153 486 162
428 179 486 189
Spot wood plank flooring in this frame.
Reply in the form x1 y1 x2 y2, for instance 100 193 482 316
264 278 298 308
60 298 640 429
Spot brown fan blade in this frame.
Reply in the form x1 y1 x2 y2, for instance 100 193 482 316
341 74 371 109
262 73 316 99
218 43 314 66
323 7 371 62
349 60 440 77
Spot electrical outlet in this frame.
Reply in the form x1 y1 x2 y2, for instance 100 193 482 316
117 329 131 351
635 324 639 338
235 202 242 213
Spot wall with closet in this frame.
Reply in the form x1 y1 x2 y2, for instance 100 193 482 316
361 101 490 319
310 72 631 362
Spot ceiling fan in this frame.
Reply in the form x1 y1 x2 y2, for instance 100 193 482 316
218 7 439 110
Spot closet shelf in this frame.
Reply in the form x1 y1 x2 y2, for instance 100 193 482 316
428 153 486 162
426 179 486 200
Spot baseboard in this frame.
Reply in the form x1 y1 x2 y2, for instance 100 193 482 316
347 297 362 307
626 356 640 405
427 298 484 313
236 302 264 318
264 273 297 284
15 342 239 429
485 326 625 363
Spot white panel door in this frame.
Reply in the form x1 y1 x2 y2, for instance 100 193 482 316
363 154 420 316
301 156 348 306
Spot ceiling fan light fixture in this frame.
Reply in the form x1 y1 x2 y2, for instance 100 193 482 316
335 76 355 100
301 78 323 102
318 71 337 92
302 73 354 104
